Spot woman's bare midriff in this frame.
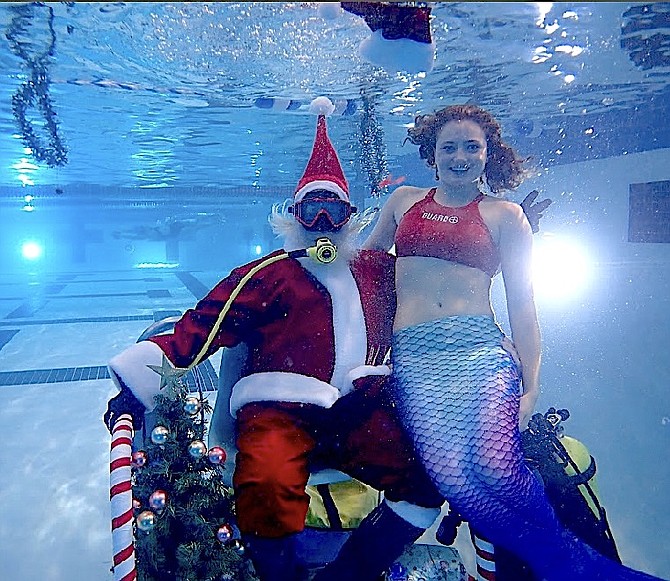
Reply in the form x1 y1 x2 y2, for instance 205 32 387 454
394 255 495 331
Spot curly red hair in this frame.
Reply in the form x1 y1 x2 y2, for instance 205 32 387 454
406 104 527 193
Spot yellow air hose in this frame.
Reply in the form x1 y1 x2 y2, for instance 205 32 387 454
182 237 337 373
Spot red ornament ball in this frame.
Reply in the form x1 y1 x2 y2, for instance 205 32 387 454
131 450 148 468
149 489 167 510
217 524 233 543
208 446 226 465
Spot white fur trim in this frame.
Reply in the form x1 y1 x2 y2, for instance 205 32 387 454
294 179 348 202
309 96 335 116
302 261 367 396
108 341 166 411
359 30 435 74
346 364 391 385
384 499 441 529
229 372 341 415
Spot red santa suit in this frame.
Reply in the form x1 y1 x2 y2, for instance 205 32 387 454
108 247 443 537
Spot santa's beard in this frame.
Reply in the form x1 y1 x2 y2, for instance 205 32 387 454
268 202 376 267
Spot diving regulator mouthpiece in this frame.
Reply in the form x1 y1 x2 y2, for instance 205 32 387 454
307 237 338 264
287 237 338 264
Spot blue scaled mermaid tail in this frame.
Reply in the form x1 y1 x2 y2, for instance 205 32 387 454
391 316 662 581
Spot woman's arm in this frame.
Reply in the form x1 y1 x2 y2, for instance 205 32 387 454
498 203 541 429
362 186 408 251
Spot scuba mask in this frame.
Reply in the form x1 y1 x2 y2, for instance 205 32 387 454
290 194 357 232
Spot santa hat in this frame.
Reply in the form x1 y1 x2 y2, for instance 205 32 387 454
294 96 349 203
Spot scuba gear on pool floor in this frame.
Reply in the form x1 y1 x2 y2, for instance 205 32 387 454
494 407 621 580
435 407 621 580
522 407 620 563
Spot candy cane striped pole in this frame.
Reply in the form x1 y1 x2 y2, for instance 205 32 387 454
110 414 137 581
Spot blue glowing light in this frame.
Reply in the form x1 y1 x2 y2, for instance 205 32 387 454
21 241 43 260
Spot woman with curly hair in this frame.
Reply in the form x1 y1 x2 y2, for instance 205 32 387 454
362 104 660 580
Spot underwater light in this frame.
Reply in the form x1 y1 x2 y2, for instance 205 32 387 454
532 235 591 301
21 240 43 261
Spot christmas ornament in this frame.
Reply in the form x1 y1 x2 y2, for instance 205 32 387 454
6 3 68 167
131 450 148 468
207 446 226 465
188 440 207 459
133 498 142 510
149 490 167 511
216 524 233 543
183 396 201 415
151 426 169 445
359 95 388 198
136 510 156 531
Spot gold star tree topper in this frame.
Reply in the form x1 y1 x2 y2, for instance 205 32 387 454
147 354 188 398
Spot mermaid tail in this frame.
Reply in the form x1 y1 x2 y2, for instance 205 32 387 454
392 316 662 581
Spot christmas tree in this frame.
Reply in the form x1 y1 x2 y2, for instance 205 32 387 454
130 372 256 581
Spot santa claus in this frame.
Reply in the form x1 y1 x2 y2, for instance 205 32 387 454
105 96 444 581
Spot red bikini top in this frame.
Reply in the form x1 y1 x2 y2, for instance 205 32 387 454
394 188 500 277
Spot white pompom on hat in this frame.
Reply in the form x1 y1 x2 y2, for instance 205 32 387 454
294 97 349 203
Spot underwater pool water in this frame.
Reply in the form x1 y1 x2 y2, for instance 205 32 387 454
0 2 668 580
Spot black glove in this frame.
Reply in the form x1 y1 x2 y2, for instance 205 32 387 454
103 386 146 434
435 508 463 546
520 190 553 234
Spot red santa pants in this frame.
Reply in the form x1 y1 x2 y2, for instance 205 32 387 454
233 382 443 538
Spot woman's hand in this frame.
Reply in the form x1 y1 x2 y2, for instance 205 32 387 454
520 190 553 234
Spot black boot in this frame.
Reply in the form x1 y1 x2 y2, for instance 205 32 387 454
244 534 308 581
312 502 425 581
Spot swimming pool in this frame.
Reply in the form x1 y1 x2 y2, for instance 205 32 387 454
0 3 668 580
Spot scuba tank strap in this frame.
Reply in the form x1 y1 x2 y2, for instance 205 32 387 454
550 433 621 563
567 454 597 486
315 484 344 531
